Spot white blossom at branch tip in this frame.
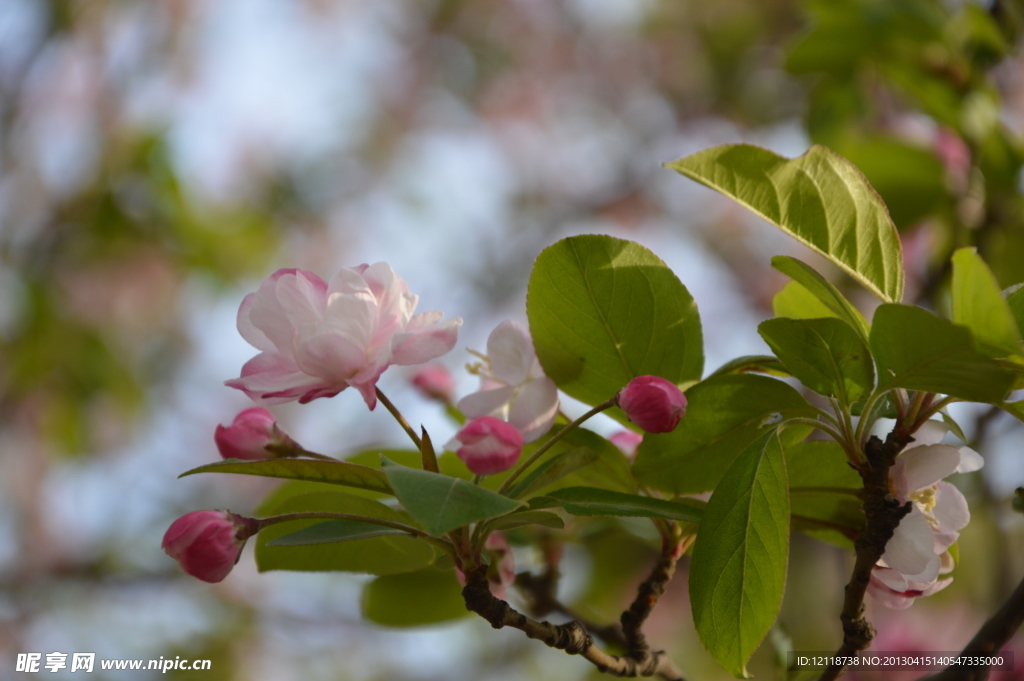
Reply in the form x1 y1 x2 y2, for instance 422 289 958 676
871 420 982 608
455 320 559 443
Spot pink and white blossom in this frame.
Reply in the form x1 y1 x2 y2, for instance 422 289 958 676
226 265 462 410
872 421 983 608
457 321 559 443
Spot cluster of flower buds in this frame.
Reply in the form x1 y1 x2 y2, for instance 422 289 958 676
165 264 692 585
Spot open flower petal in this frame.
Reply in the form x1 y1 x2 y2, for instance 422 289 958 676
882 507 940 578
228 263 460 408
894 444 961 498
508 376 559 443
487 320 536 386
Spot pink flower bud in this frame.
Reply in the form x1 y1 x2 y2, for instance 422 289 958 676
411 364 456 403
161 510 257 583
615 375 687 433
214 407 294 460
452 416 523 476
609 430 644 461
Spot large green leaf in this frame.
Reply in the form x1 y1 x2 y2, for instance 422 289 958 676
667 145 904 303
361 568 469 627
180 458 391 495
544 486 703 522
771 256 871 340
758 317 874 403
527 235 703 426
952 248 1022 357
255 489 434 575
381 457 523 536
870 304 1016 403
689 431 789 678
632 374 817 494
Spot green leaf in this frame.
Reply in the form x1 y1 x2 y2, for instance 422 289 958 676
255 489 434 575
708 355 792 379
771 256 871 340
1006 285 1024 338
773 281 837 321
267 520 409 547
870 304 1016 403
544 486 703 522
952 248 1022 356
689 430 789 678
179 458 392 495
504 447 599 499
361 568 469 627
998 400 1024 425
381 457 523 536
527 235 703 426
758 317 874 402
632 374 817 494
786 441 864 549
485 510 565 532
830 135 948 231
667 145 904 302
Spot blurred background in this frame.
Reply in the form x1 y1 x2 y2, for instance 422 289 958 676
1 0 1024 679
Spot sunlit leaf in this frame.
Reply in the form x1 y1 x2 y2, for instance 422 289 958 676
668 145 904 302
952 247 1022 356
771 256 870 340
527 235 703 427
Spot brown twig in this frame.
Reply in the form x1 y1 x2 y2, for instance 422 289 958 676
917 568 1024 681
463 567 686 680
818 427 915 681
515 570 628 647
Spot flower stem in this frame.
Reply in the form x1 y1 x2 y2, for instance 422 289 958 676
376 387 423 450
497 398 617 495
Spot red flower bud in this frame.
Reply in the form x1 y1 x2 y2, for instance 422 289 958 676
411 364 456 403
452 416 523 476
214 407 294 460
616 376 687 433
162 511 257 583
